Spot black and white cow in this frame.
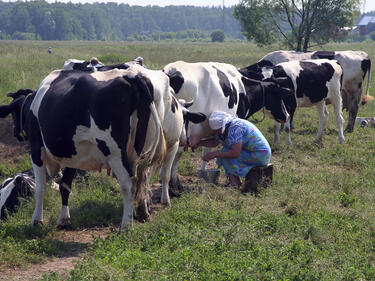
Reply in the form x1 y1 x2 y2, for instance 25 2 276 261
163 61 290 188
257 59 345 145
0 67 170 229
0 65 204 228
240 50 372 132
63 57 145 72
0 171 34 220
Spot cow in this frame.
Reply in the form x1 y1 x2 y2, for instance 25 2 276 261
255 59 345 145
63 56 145 72
0 170 35 220
163 61 291 188
0 67 169 230
0 65 205 228
240 50 372 132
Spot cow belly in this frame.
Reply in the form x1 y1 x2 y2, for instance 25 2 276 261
44 141 111 172
296 96 321 107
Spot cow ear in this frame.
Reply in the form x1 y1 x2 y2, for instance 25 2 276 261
184 112 206 124
0 105 13 118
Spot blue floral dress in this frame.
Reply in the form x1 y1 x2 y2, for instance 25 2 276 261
216 118 271 177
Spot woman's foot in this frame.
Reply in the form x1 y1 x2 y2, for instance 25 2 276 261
228 174 242 188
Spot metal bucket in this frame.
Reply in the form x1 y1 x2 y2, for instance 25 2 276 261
197 169 220 184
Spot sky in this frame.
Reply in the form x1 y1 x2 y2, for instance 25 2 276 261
44 0 375 12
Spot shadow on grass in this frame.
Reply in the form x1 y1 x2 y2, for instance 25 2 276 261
69 200 122 229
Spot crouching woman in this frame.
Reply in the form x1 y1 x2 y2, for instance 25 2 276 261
195 111 271 188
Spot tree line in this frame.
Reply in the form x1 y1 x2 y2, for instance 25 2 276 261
0 1 242 41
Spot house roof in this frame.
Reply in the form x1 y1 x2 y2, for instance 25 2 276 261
358 16 375 25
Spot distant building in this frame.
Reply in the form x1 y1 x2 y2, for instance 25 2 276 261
357 15 375 35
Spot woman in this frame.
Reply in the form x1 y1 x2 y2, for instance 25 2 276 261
195 111 271 187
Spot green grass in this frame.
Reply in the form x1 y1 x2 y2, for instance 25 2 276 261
1 40 375 280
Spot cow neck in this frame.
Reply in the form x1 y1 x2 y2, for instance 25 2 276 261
250 83 265 124
20 93 32 141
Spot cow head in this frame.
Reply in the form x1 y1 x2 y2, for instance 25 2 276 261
178 99 206 147
0 89 34 141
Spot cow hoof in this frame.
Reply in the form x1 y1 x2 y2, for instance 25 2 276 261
344 127 354 133
57 220 72 230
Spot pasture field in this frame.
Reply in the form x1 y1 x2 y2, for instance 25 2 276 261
0 40 375 280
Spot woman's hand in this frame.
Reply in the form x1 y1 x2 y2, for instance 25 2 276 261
202 151 219 162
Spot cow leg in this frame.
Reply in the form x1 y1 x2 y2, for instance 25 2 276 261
57 168 77 228
273 120 281 145
161 143 179 206
345 91 360 133
31 161 47 225
109 158 135 230
284 119 292 146
331 94 345 144
169 147 183 191
315 102 329 143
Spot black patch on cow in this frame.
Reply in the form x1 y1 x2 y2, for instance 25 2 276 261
166 70 184 94
312 51 335 60
97 63 130 71
237 92 250 119
361 59 371 79
272 66 294 90
239 76 291 122
294 61 334 103
123 74 154 157
238 60 273 80
96 138 110 156
59 168 76 206
213 66 237 109
72 61 94 72
171 95 179 113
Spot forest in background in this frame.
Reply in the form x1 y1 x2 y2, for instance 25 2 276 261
0 1 242 41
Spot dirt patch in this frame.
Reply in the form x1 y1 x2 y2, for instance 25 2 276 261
0 117 27 165
0 228 112 281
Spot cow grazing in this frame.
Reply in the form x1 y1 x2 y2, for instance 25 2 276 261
0 67 168 229
259 59 345 145
240 50 372 132
163 61 290 188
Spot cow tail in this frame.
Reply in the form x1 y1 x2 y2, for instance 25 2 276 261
362 59 373 105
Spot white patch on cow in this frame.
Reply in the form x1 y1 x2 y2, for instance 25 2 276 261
0 178 15 218
31 70 61 117
63 59 85 70
57 205 71 226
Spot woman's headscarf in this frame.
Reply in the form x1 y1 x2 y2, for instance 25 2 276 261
209 111 235 134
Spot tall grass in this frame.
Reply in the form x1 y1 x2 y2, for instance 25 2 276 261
0 40 375 280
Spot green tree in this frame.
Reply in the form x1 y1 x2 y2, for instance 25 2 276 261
233 0 361 51
211 29 225 42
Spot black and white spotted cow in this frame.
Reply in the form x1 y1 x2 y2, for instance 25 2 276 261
163 61 290 188
0 171 34 220
261 59 345 145
240 50 372 132
0 67 174 229
63 57 145 72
